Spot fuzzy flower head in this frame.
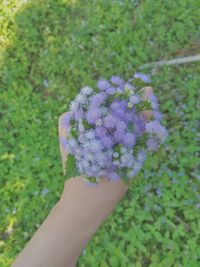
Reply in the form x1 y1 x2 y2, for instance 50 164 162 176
133 72 151 83
97 78 110 91
110 75 124 85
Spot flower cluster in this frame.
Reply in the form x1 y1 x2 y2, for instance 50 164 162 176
63 73 167 186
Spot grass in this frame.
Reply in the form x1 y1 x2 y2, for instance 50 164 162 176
0 0 200 266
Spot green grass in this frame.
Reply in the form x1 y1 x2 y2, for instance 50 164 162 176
0 0 200 266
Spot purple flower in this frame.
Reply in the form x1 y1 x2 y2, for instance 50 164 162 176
146 120 167 142
153 111 163 121
121 153 134 167
85 130 95 139
81 86 93 95
89 140 102 152
110 75 124 85
147 137 158 151
120 146 127 154
196 204 200 209
130 95 140 104
135 115 146 135
133 72 151 83
106 171 120 182
95 119 103 126
67 138 78 153
100 136 113 148
113 129 125 143
125 111 135 122
110 99 127 110
106 86 116 95
124 82 135 90
86 108 101 124
123 133 136 148
78 120 85 132
78 134 85 143
156 188 162 197
95 126 107 137
104 115 117 129
137 150 146 162
113 152 119 158
82 160 90 169
74 109 84 121
116 120 126 131
76 93 86 105
97 78 110 90
110 100 121 110
90 92 107 107
113 108 126 120
149 94 159 109
133 161 143 173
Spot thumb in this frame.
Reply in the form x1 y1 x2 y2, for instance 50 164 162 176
58 112 69 175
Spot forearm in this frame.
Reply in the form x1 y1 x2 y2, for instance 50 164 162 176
11 177 126 267
11 199 79 267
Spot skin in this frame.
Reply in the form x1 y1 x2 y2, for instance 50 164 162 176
11 87 152 267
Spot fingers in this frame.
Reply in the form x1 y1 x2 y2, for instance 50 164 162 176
141 86 153 121
58 112 69 175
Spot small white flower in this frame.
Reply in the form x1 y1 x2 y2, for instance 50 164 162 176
87 153 94 161
130 95 140 104
70 100 79 112
82 160 89 169
43 80 49 87
128 102 134 108
85 131 95 139
121 147 127 153
77 163 84 173
78 120 85 132
81 86 93 95
100 107 108 115
113 160 120 166
76 93 85 104
95 119 103 126
113 152 119 158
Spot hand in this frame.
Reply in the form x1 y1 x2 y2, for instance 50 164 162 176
58 115 128 209
58 87 153 207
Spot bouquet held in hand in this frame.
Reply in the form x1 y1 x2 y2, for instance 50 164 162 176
62 73 167 186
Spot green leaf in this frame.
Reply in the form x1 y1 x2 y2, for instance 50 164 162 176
65 154 80 180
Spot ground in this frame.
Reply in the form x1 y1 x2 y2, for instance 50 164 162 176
0 0 200 266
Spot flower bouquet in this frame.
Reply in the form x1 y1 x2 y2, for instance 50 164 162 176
62 73 167 187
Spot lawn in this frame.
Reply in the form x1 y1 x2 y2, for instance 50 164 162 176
0 0 200 266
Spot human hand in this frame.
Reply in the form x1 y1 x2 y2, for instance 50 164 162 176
58 86 153 207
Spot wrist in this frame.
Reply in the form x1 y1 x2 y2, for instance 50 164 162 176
58 176 128 263
61 176 128 211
